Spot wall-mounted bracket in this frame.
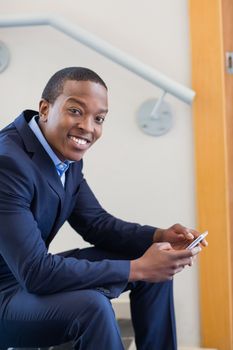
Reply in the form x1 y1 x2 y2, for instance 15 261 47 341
137 94 172 136
0 41 10 73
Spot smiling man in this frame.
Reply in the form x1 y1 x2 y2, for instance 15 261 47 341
0 67 206 350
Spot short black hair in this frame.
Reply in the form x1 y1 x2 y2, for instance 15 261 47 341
41 67 107 104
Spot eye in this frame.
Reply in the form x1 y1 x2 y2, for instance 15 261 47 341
68 108 82 115
95 116 105 125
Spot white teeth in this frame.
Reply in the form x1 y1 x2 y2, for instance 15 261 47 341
70 136 87 145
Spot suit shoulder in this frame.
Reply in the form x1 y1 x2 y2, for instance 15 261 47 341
0 122 24 155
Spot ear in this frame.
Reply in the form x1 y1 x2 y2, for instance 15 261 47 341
39 99 50 122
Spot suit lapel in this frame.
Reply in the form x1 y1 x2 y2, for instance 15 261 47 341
13 111 65 203
45 163 82 246
31 150 65 202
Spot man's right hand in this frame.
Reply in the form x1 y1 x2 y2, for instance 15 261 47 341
129 242 201 283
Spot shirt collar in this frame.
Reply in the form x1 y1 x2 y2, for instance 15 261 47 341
28 115 69 168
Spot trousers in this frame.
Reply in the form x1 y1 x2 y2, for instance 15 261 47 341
0 247 177 350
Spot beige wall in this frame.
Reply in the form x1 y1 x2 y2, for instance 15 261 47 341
0 0 200 346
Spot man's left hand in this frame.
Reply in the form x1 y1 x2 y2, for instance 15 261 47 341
153 223 208 250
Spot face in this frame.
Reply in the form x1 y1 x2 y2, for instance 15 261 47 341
39 80 108 162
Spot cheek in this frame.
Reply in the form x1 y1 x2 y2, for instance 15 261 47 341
95 127 103 140
47 119 67 136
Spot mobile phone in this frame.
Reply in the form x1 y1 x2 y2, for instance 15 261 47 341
186 231 208 250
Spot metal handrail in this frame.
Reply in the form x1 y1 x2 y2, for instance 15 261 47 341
0 14 195 104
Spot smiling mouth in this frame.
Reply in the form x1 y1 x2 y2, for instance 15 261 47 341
68 135 91 145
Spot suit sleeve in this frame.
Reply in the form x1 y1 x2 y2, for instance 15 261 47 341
68 178 156 258
0 155 130 297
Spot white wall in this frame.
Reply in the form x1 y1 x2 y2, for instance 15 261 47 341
0 0 200 347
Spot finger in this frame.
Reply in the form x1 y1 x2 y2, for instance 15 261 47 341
173 224 195 241
174 255 193 269
173 252 199 270
188 254 201 266
170 255 196 276
200 238 208 247
190 246 202 256
188 258 193 266
175 233 189 242
182 257 193 267
192 254 197 260
174 266 184 274
176 235 195 247
188 228 201 239
170 248 193 259
184 230 194 240
170 246 201 259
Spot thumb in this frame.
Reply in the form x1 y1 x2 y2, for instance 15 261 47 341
155 242 173 251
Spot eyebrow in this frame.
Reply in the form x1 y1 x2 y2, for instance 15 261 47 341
67 97 108 114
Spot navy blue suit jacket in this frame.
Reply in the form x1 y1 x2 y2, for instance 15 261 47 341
0 110 155 300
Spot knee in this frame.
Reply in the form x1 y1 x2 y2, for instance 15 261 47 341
85 290 113 318
67 290 115 340
68 289 114 323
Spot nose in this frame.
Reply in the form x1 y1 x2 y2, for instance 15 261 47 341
78 115 94 133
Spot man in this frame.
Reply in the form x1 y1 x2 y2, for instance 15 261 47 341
0 67 206 350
